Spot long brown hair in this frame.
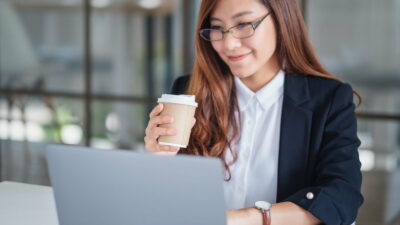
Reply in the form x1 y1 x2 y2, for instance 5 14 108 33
180 0 359 181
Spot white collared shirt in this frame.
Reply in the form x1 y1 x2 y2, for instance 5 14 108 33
223 70 284 210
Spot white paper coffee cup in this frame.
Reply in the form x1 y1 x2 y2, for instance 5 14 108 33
157 94 198 148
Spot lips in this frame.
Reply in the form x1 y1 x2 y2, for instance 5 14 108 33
227 52 251 62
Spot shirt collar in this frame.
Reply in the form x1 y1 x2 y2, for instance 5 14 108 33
234 70 285 111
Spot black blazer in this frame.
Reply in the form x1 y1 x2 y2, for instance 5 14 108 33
170 73 363 225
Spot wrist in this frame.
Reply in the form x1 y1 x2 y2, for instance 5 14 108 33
254 201 272 225
248 207 264 225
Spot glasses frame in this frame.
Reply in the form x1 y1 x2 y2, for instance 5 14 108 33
199 12 271 42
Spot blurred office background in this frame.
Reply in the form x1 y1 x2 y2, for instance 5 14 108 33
0 0 399 224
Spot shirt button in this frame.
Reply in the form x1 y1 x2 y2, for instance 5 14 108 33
238 185 244 192
306 192 314 200
247 119 253 126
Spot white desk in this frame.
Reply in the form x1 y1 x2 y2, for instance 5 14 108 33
0 181 59 225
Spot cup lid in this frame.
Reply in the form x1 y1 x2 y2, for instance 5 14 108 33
157 94 198 107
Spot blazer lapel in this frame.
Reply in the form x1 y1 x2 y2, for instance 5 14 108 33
276 74 313 202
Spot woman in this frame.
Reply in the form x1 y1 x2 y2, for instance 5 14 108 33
144 0 363 224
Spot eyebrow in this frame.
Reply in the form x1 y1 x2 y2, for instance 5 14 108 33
210 11 254 22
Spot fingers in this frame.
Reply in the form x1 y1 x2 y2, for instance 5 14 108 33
148 115 174 129
143 127 177 151
157 145 180 152
144 127 179 154
145 103 174 137
144 138 180 154
145 127 177 139
149 103 163 119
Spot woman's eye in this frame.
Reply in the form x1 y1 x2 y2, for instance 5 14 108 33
236 22 251 29
211 25 222 30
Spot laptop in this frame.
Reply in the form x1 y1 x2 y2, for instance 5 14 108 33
46 145 227 225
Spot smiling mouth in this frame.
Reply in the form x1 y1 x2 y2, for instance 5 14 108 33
227 53 251 62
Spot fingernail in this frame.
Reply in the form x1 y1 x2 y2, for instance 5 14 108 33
168 129 177 135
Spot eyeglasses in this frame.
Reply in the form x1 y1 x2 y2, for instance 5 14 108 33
199 13 270 42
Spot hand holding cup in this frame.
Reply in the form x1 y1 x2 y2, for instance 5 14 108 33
144 103 180 155
144 94 197 155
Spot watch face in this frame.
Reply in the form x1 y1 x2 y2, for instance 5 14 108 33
255 201 271 210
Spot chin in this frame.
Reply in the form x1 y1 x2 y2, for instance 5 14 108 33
229 62 258 77
230 70 253 79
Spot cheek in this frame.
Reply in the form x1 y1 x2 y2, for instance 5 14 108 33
252 30 277 61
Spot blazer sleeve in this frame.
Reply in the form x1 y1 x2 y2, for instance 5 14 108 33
170 75 190 95
284 83 363 225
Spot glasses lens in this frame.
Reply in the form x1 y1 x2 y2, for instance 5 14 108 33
232 24 254 39
200 29 223 41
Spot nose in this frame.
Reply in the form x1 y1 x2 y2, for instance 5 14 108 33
222 32 241 51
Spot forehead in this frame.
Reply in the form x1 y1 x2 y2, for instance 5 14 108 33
211 0 266 19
